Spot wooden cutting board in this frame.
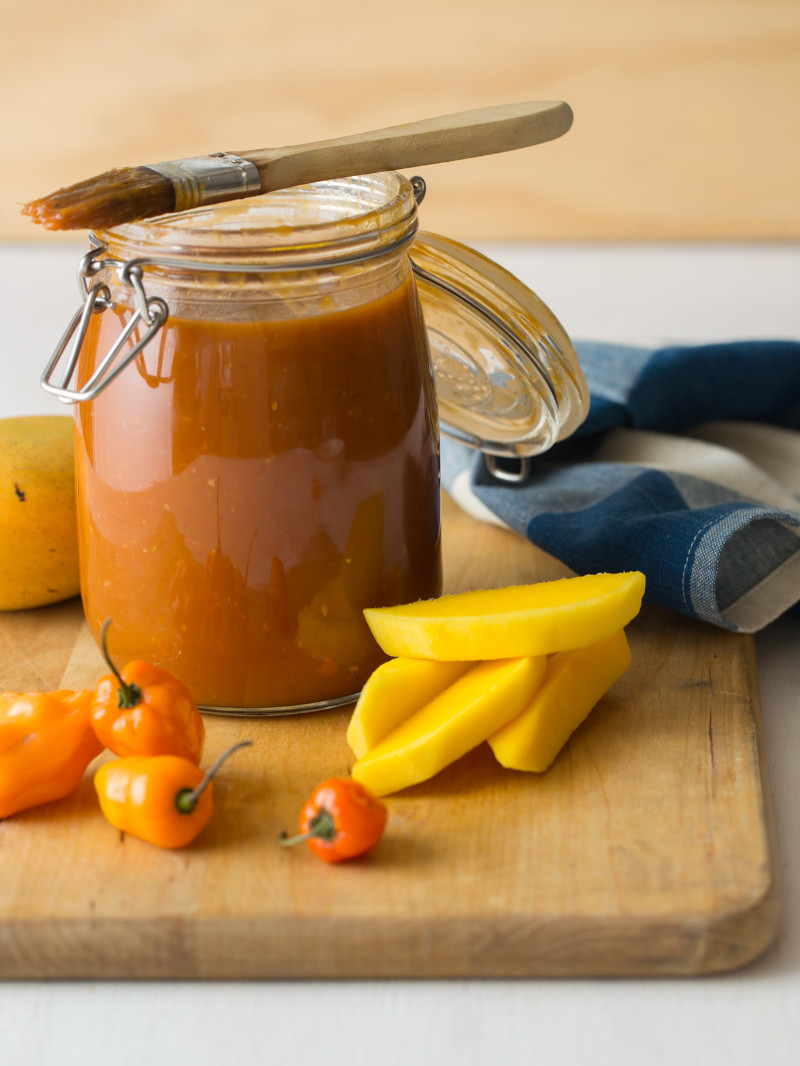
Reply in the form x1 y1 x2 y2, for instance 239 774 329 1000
0 496 779 978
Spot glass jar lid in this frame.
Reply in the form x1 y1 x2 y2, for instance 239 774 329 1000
412 232 589 458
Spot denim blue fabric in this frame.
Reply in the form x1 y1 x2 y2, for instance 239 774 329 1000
440 340 800 631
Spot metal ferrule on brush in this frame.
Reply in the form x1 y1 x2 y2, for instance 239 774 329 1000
146 153 262 212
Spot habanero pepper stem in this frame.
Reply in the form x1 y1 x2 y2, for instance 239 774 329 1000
100 618 140 708
174 739 252 814
279 809 337 848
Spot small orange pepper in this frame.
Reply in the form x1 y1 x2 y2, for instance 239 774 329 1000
91 620 205 764
0 689 103 819
94 740 251 849
280 777 388 863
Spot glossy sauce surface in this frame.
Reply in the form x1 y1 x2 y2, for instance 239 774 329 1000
75 274 442 709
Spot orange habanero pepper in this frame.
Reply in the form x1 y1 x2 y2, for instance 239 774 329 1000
91 620 204 765
94 740 251 849
0 689 103 819
280 777 388 863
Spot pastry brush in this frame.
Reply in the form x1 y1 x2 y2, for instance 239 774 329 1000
22 101 572 232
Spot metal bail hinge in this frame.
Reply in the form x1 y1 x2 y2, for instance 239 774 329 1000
40 244 169 404
484 454 531 484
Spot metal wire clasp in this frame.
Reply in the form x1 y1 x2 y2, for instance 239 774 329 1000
40 241 168 404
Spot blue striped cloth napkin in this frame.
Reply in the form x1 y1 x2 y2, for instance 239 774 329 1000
441 340 800 632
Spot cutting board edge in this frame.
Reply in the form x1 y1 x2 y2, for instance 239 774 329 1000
0 870 781 981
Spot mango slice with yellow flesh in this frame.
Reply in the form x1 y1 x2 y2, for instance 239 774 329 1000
488 628 632 773
363 572 645 661
351 656 546 797
347 657 471 759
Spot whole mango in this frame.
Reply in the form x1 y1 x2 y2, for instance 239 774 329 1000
0 416 80 610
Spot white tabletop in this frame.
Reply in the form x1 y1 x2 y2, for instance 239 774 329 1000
1 241 798 1066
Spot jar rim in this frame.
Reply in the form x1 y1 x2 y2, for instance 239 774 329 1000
95 172 418 269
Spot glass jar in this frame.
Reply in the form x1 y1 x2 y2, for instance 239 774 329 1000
42 172 588 714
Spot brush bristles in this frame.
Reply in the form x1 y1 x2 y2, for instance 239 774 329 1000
22 166 176 231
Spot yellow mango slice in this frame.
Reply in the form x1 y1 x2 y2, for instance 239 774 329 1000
347 657 471 759
363 572 645 660
351 656 547 796
488 629 632 772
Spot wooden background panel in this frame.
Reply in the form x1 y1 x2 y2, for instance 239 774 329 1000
1 0 798 242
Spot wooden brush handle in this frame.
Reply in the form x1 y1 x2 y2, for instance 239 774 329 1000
233 102 572 191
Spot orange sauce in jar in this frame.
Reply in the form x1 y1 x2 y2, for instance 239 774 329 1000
74 269 442 710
